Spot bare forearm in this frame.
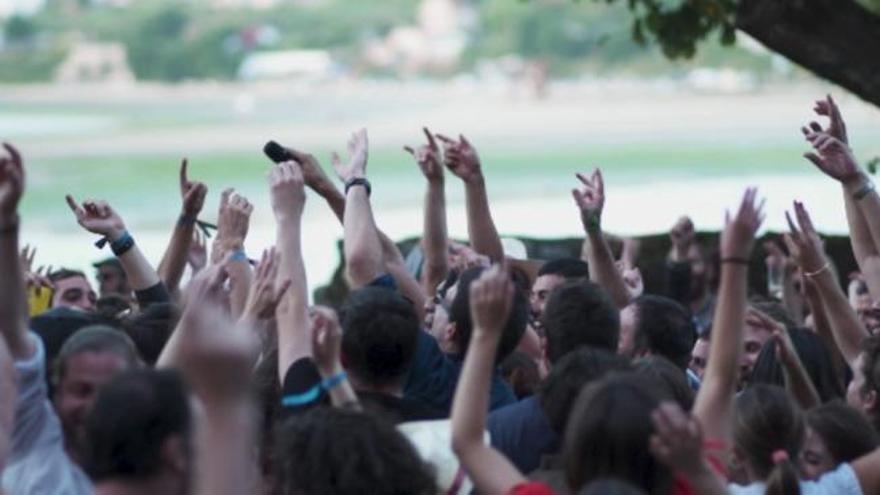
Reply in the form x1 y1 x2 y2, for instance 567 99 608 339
422 181 449 293
158 220 195 293
276 218 311 378
464 178 504 263
226 261 253 320
0 226 31 359
813 268 868 365
585 229 630 309
806 286 847 381
782 354 821 409
112 230 161 290
343 187 384 287
196 402 256 495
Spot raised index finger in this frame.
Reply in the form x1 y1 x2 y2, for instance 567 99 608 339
423 127 438 151
180 158 189 186
2 143 22 170
64 194 83 216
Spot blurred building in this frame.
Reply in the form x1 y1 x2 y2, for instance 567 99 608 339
0 0 45 18
237 49 336 81
55 41 135 83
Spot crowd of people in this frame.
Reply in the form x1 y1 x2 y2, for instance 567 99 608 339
1 95 880 495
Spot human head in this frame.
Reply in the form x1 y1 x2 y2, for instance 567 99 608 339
539 348 630 435
749 327 843 402
732 385 804 492
423 270 459 353
619 295 695 370
448 266 529 363
50 268 96 312
683 243 718 302
632 355 694 411
847 335 880 431
689 334 710 381
274 407 436 495
541 280 619 364
531 258 589 323
739 309 774 386
339 287 420 391
84 369 192 491
500 351 541 400
53 325 142 458
801 400 878 480
563 373 671 493
93 258 131 300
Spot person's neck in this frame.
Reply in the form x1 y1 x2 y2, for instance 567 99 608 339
349 375 402 397
95 474 181 495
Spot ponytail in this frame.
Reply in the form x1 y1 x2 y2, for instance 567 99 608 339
765 450 800 495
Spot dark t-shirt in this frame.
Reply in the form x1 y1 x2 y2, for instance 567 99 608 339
404 330 517 415
358 391 444 424
487 395 560 474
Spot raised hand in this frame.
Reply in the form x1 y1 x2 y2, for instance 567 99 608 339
269 161 306 219
405 127 443 183
187 230 208 273
802 131 863 185
804 94 848 145
571 168 605 231
179 158 208 219
331 128 369 183
0 143 24 225
783 201 827 274
470 264 514 337
65 196 126 240
619 263 644 299
670 216 695 261
436 133 482 184
242 247 290 321
19 244 51 293
283 146 334 195
179 267 257 405
720 187 765 261
217 190 252 247
649 402 705 475
310 306 343 376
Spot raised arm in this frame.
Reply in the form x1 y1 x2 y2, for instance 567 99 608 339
330 129 384 288
177 275 258 495
451 265 525 494
693 188 764 445
438 133 504 263
406 127 449 295
785 201 868 366
802 95 880 300
271 161 311 380
157 159 207 294
0 143 30 359
209 190 254 319
65 196 161 292
310 306 360 410
573 168 630 309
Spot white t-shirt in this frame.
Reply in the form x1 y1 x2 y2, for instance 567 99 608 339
728 463 861 495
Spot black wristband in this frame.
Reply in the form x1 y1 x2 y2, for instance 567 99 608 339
344 178 371 197
110 232 135 257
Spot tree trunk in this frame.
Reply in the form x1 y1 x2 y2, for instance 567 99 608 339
736 0 880 107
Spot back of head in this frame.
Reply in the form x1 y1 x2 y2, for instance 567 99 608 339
274 407 436 495
563 373 671 493
750 327 843 402
84 369 191 482
449 267 529 363
340 287 420 388
631 295 695 370
806 400 879 466
542 280 619 363
632 355 695 411
750 301 799 331
53 325 141 387
538 258 590 279
540 347 631 435
734 384 804 495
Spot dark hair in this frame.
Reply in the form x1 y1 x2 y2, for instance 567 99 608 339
860 336 880 431
630 295 695 370
49 268 88 283
751 301 799 331
540 348 630 435
499 351 541 400
578 479 648 495
806 400 878 466
538 258 590 279
733 385 804 495
84 369 191 481
563 373 672 493
340 287 420 388
53 325 141 386
274 407 436 495
448 267 528 363
632 355 694 411
749 327 843 402
541 280 619 363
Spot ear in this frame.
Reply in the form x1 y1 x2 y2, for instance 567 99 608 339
162 435 189 476
864 389 878 414
444 322 458 350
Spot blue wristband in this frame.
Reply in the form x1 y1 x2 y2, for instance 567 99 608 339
229 249 248 263
321 371 348 391
281 384 322 407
